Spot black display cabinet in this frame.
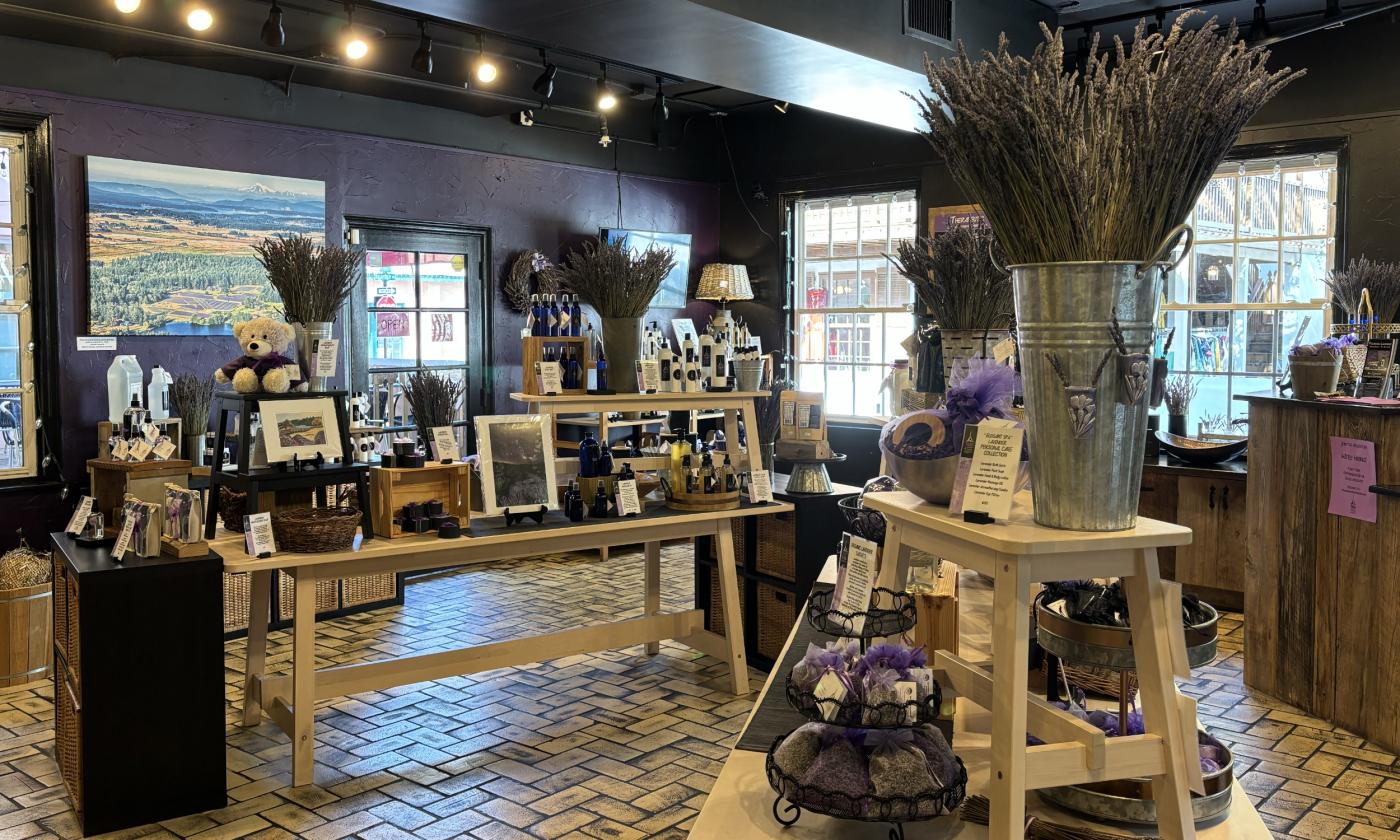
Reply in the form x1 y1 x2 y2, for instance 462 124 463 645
694 474 859 671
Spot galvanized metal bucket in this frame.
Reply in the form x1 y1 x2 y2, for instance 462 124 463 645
292 321 334 392
1011 226 1191 531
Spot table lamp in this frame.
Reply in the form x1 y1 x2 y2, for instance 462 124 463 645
696 263 753 331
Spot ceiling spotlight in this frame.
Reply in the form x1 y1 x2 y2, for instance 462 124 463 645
652 81 669 123
411 22 432 73
512 110 535 127
341 4 368 60
1250 0 1270 40
474 35 497 83
532 50 556 100
260 1 285 48
186 5 213 31
114 0 140 13
596 64 617 112
773 101 789 114
598 116 612 147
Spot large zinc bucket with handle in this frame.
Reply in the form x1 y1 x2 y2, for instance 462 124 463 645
1011 226 1191 531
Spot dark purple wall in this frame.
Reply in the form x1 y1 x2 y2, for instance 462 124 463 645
0 85 719 536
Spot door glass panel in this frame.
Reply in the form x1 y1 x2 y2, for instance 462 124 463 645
419 253 467 308
365 250 416 307
1236 243 1278 303
0 393 23 471
1283 169 1331 237
368 309 417 369
1189 311 1231 373
1232 310 1274 374
1193 245 1234 304
0 230 12 302
420 311 466 366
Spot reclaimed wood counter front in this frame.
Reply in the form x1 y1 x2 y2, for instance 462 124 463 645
1239 395 1400 754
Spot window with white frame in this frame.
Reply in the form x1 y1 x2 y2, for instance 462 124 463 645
1161 151 1338 431
0 132 35 479
792 190 917 420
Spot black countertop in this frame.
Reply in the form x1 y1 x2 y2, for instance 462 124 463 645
50 531 221 577
1236 393 1400 415
1142 451 1247 479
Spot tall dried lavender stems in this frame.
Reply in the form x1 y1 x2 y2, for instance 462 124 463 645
887 225 1013 329
558 238 677 319
253 235 363 323
405 370 465 431
1164 375 1198 416
169 373 214 432
916 13 1302 264
758 377 795 445
1324 257 1400 324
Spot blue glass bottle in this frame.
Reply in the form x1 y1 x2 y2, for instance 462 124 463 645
579 431 600 478
569 295 583 337
596 345 609 392
548 295 561 337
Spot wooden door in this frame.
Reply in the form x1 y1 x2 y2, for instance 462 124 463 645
1173 476 1246 609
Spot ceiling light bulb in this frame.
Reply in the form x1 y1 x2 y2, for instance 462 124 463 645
186 6 213 30
115 0 141 13
596 66 616 112
345 34 369 60
475 60 497 83
261 1 285 48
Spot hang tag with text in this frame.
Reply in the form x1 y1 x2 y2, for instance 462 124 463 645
111 514 136 562
110 438 130 461
65 496 94 536
431 426 460 462
813 670 848 722
535 360 563 395
616 478 642 516
243 511 276 557
142 422 160 444
152 438 177 461
128 439 153 462
313 338 340 378
285 364 303 384
993 337 1016 365
747 469 773 503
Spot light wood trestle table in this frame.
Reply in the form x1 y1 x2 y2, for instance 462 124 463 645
219 500 792 787
862 491 1203 840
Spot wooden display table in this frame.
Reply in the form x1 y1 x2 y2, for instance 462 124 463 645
219 500 792 787
862 491 1199 840
691 554 1272 840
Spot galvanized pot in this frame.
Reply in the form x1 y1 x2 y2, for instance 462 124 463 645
600 316 642 393
1011 225 1191 531
291 321 334 392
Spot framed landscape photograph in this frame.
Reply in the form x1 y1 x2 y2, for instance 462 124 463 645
259 397 343 463
85 156 326 336
473 414 558 516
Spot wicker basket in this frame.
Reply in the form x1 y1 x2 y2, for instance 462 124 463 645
940 328 1011 386
342 574 396 607
707 569 726 636
707 519 746 566
271 506 360 553
1043 659 1140 701
277 571 341 620
756 512 795 581
56 677 82 812
756 583 795 662
220 486 248 533
223 572 251 633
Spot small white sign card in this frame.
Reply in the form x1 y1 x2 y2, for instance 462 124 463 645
616 478 642 517
535 360 563 395
430 426 460 462
832 532 879 635
894 681 919 724
636 359 661 393
747 469 773 503
951 418 1023 521
313 338 340 378
65 496 94 536
111 513 136 561
243 511 276 557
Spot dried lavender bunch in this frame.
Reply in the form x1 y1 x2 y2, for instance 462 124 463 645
169 373 214 432
558 238 677 319
916 13 1302 264
254 235 362 323
405 370 465 431
1164 375 1198 416
1324 257 1400 324
887 226 1012 329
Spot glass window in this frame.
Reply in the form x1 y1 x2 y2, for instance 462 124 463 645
0 135 33 478
1163 152 1338 430
792 190 917 420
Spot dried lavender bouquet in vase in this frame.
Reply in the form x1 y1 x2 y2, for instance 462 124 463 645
916 13 1301 529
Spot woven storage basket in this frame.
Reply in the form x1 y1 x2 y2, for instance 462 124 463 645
756 583 795 662
56 677 81 812
277 571 341 620
707 519 746 565
756 511 795 581
53 556 67 662
342 574 396 607
272 506 360 553
707 569 726 636
220 486 248 532
1042 659 1140 701
223 572 251 633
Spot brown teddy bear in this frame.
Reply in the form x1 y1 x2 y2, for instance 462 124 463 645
215 317 302 393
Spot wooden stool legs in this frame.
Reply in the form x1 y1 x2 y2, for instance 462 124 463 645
644 541 661 655
989 555 1030 840
241 569 273 727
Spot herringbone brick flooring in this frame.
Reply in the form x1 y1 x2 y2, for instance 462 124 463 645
0 548 1396 839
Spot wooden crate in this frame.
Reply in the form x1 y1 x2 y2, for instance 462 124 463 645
912 561 960 656
521 335 590 396
87 458 192 533
369 462 471 538
97 418 183 459
0 582 51 687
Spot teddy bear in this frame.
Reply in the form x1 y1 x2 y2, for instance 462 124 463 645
215 317 303 393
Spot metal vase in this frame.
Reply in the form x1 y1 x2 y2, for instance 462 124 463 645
291 321 334 392
182 434 205 467
600 316 642 393
1013 260 1167 531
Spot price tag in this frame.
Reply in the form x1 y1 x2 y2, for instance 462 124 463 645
76 336 117 351
313 338 340 378
65 496 94 536
243 511 277 557
535 360 563 395
111 513 136 561
616 478 642 517
152 438 177 461
636 359 661 392
431 426 460 462
993 337 1016 365
128 439 153 461
110 438 130 460
747 469 773 503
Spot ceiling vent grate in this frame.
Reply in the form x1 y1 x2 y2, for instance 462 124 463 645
904 0 953 46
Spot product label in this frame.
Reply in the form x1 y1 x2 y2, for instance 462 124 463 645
813 670 848 722
128 439 153 462
616 478 642 516
747 469 773 503
111 514 136 561
536 360 563 395
65 496 94 536
636 359 661 392
955 418 1022 521
431 426 460 462
833 533 878 635
313 338 340 378
76 336 117 351
244 511 276 557
152 439 177 461
894 681 919 724
110 438 130 461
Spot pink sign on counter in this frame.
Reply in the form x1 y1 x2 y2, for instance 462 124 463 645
1328 436 1378 523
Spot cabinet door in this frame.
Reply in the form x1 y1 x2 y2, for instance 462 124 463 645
1175 476 1247 599
1212 478 1248 592
1139 472 1178 578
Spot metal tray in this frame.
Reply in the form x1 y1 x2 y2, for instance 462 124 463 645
1035 591 1219 671
1037 736 1234 825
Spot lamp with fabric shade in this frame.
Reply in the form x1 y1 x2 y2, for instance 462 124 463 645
696 263 753 331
